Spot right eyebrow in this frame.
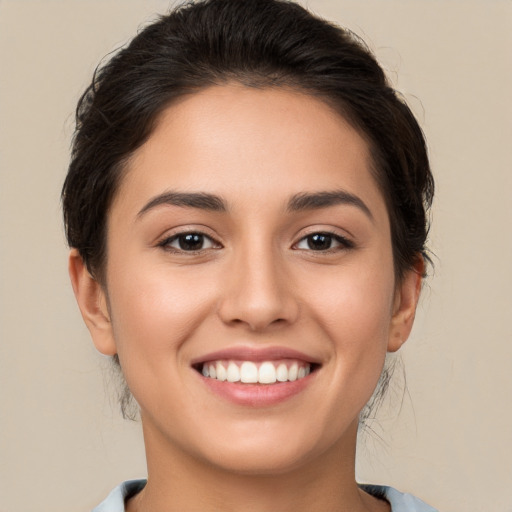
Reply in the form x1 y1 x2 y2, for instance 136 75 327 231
286 189 374 221
136 191 227 219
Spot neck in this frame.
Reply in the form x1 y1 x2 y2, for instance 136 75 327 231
127 418 389 512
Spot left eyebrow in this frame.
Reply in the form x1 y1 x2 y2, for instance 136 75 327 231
286 190 374 221
137 191 227 218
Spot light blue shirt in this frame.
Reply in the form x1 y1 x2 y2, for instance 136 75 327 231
92 479 439 511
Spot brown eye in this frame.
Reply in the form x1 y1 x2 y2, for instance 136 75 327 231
306 233 333 250
161 232 218 252
295 232 353 251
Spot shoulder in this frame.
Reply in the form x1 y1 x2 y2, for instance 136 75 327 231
92 480 147 512
360 484 439 512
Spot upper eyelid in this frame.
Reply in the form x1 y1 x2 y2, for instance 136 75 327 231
293 232 353 249
155 227 354 248
159 231 221 248
293 227 354 243
156 226 221 243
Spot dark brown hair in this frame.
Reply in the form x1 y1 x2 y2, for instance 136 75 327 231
62 0 433 420
63 0 433 284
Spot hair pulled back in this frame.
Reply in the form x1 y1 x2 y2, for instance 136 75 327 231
62 0 433 286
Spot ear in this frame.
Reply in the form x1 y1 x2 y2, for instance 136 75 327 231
68 249 117 356
387 257 424 353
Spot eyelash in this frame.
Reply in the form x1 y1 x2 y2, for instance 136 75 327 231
293 232 354 252
157 230 354 254
157 231 221 253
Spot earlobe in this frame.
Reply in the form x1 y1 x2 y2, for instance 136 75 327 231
387 257 424 353
68 249 117 356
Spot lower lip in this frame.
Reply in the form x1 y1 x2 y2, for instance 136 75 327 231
199 372 316 407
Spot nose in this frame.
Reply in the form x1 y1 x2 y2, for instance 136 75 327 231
217 243 299 332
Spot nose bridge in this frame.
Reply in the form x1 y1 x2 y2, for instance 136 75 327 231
218 235 298 330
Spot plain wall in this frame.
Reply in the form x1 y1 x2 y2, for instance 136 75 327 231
0 1 511 511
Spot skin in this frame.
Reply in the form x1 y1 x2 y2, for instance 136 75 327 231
69 84 422 512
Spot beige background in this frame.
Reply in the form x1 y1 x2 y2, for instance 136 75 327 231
1 1 511 511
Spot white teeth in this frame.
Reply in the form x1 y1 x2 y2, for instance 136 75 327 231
216 361 227 381
227 361 241 382
240 361 258 383
276 363 288 382
201 360 312 384
288 363 298 381
258 362 277 383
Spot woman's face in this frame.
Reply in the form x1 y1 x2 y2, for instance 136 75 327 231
73 84 420 474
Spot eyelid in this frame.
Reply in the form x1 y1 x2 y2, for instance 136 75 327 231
292 229 355 251
154 226 354 253
156 227 223 252
169 233 216 250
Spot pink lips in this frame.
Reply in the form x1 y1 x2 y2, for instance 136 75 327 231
192 346 319 407
191 346 321 366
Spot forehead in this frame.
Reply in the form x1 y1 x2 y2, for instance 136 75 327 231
113 84 387 222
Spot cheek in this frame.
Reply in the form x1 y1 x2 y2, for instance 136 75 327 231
307 258 395 342
302 258 396 402
106 260 216 361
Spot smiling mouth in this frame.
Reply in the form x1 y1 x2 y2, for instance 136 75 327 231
195 360 318 384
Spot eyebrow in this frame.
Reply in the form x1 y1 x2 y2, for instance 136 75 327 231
287 190 374 220
136 189 373 220
137 191 227 218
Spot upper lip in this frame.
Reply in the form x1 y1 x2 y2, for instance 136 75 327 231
190 346 322 366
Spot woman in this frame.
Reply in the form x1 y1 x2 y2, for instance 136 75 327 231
62 0 436 510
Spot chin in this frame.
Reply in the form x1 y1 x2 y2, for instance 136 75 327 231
204 445 313 476
188 420 345 477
